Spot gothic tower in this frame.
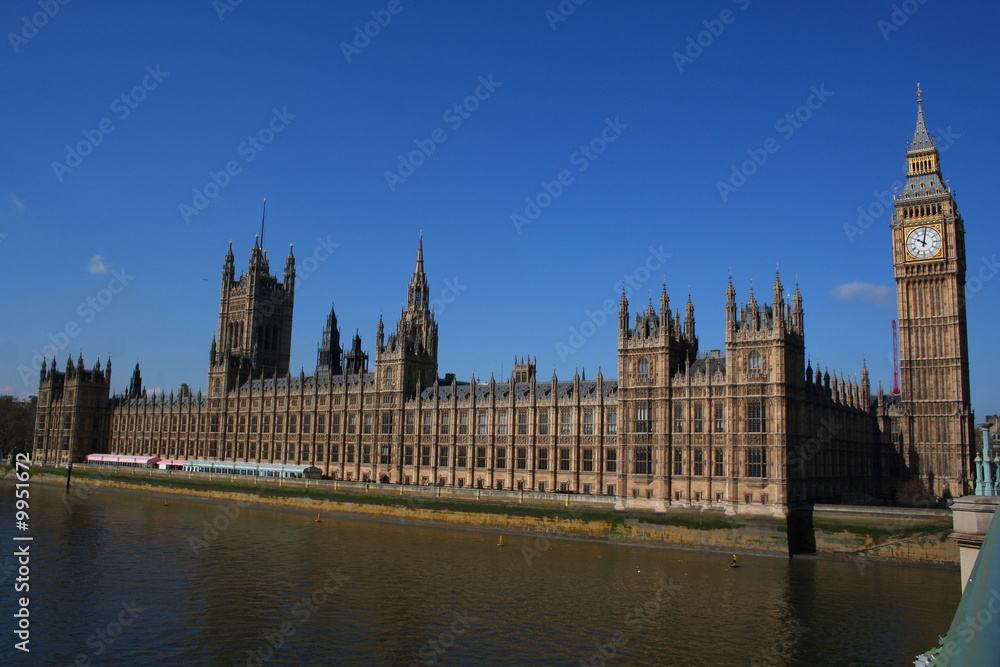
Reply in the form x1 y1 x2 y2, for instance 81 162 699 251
723 272 805 507
891 85 974 498
208 236 295 396
34 354 112 465
617 282 698 497
724 271 805 388
375 234 439 398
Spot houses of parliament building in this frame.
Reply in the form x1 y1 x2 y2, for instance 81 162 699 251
32 91 976 514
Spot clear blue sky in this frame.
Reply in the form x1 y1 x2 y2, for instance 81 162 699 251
1 1 998 416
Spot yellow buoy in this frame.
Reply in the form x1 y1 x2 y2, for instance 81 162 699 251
315 513 322 523
497 535 504 547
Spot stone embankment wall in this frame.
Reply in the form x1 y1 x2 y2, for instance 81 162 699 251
801 505 957 565
12 467 957 565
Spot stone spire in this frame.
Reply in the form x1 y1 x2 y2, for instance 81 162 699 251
792 278 803 333
407 232 429 314
684 288 695 341
316 303 343 377
746 282 758 331
725 271 737 333
128 362 143 399
619 283 629 334
249 233 265 273
910 83 935 152
900 84 947 202
284 243 295 291
223 240 235 283
772 268 784 333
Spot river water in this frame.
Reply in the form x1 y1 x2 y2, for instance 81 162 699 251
0 482 960 666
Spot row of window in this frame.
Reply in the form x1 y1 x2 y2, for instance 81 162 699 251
115 408 621 437
113 403 768 437
402 409 616 436
636 446 765 478
39 391 105 408
639 403 767 434
899 201 943 219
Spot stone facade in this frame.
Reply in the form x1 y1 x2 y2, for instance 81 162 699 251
32 91 975 512
890 85 976 497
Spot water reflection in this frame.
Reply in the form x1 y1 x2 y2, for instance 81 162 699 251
0 483 959 666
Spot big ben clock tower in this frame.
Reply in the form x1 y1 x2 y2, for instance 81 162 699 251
891 85 974 499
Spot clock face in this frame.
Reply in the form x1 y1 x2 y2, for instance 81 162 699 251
905 226 942 260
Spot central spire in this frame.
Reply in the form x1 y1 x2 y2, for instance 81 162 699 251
415 230 424 274
900 85 947 200
909 83 935 153
407 233 429 313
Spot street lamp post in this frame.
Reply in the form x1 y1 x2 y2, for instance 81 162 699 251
977 422 996 497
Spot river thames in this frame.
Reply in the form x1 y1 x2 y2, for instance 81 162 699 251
1 482 960 666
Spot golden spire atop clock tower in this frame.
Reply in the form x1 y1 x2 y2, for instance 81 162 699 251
891 84 974 499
